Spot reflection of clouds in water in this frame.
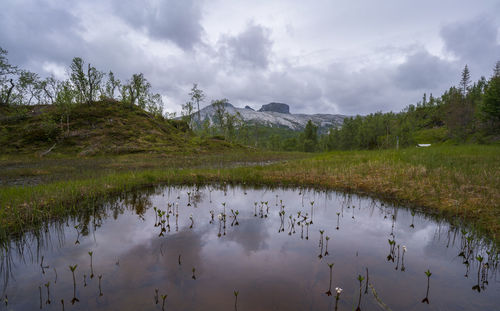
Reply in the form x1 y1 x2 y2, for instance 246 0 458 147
2 186 500 310
220 218 270 254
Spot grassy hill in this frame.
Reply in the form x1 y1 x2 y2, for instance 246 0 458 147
0 99 235 156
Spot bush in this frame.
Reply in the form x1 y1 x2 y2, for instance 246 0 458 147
23 114 61 143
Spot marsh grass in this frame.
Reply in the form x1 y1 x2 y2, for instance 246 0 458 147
0 145 498 244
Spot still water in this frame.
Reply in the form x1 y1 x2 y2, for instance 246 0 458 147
1 185 498 310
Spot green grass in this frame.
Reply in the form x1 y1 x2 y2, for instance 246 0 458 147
0 145 499 245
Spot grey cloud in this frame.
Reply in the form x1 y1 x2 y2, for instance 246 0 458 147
395 50 456 90
0 0 83 67
441 17 500 76
112 0 204 50
219 23 273 69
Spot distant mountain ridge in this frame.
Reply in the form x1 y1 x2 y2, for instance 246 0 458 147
197 102 346 132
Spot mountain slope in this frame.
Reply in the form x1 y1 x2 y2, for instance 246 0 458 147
197 102 346 132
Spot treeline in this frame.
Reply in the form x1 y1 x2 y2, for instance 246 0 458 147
247 63 500 152
0 47 165 117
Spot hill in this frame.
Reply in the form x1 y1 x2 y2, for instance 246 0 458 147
0 99 235 156
197 102 346 133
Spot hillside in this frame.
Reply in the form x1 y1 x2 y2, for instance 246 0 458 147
197 102 346 132
0 99 235 156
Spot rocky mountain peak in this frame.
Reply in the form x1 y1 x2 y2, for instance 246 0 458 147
258 102 290 114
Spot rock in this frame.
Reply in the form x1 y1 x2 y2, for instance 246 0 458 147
244 105 254 111
258 102 290 114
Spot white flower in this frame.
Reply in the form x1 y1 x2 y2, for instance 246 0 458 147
402 245 407 252
335 287 343 294
218 214 223 220
189 214 193 219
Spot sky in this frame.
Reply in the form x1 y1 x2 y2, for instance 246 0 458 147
1 0 500 115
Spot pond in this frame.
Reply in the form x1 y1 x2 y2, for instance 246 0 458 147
1 185 498 310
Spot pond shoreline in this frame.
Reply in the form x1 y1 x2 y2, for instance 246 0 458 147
0 145 498 245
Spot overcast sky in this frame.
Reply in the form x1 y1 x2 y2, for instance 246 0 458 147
1 0 499 115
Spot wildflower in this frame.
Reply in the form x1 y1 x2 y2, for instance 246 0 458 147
218 214 223 221
335 287 343 295
403 245 407 252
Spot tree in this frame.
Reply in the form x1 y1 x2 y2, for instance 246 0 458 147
69 57 87 104
123 73 151 108
15 70 42 105
69 57 103 104
0 47 18 106
86 63 103 104
54 80 76 135
211 99 229 134
146 93 164 117
303 120 318 152
493 61 500 78
460 64 471 96
104 71 120 99
39 76 59 105
479 64 500 131
181 100 195 128
189 83 205 124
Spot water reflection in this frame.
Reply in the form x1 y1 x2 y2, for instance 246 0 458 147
0 185 499 310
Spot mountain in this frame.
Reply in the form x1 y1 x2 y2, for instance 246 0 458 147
196 102 346 132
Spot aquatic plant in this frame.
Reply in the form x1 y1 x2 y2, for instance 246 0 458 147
325 263 334 296
218 213 223 237
356 274 365 311
401 245 407 272
161 294 168 311
318 230 325 259
234 290 239 310
98 275 103 296
387 239 396 262
336 212 340 230
40 255 49 274
310 201 314 224
189 214 194 229
192 267 196 280
61 299 65 311
88 251 94 278
422 269 432 304
44 281 51 304
395 245 400 270
472 255 483 292
334 287 342 311
325 236 330 256
155 288 159 304
74 226 81 244
69 264 79 304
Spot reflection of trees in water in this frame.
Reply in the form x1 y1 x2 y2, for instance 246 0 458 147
0 185 163 294
0 222 65 296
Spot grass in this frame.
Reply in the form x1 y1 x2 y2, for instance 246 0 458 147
0 145 498 245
